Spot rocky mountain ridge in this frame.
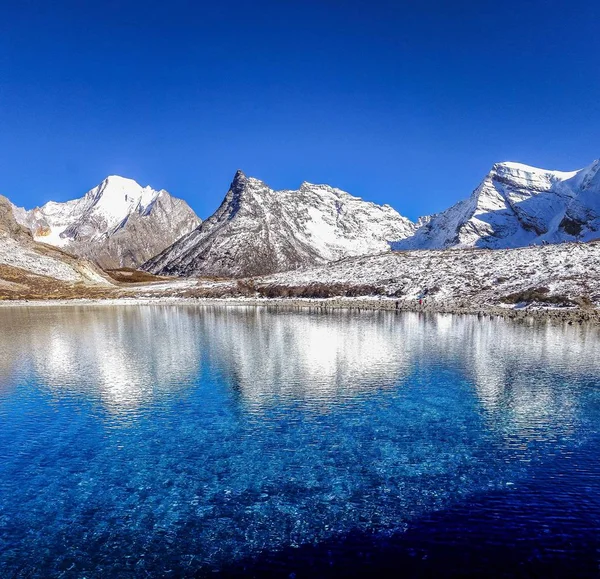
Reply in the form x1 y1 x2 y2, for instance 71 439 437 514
143 170 415 278
395 159 600 250
5 157 600 283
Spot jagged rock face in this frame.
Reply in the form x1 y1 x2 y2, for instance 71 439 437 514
12 176 201 269
394 160 600 250
0 195 31 241
143 171 415 278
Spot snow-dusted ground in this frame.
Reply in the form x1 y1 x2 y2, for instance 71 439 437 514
2 230 600 323
0 237 109 284
257 241 600 309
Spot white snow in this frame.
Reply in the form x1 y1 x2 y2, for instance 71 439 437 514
256 241 600 309
13 175 168 246
495 161 578 180
0 236 109 284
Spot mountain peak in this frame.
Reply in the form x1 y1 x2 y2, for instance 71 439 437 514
96 176 172 199
492 161 536 171
395 157 600 251
299 181 321 190
231 169 247 187
83 175 160 217
12 176 200 268
103 174 138 184
94 175 149 197
489 161 579 183
143 174 415 278
98 175 154 196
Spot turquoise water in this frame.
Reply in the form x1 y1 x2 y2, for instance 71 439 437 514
0 306 599 577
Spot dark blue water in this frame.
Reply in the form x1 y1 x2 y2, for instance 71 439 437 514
1 306 600 577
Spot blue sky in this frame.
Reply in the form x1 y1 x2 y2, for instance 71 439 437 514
0 0 598 221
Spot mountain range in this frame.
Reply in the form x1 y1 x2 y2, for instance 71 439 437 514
3 158 600 281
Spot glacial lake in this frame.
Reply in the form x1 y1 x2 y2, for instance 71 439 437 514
1 305 600 577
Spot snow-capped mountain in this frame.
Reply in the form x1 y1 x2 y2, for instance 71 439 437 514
143 170 415 278
12 176 201 268
394 160 600 250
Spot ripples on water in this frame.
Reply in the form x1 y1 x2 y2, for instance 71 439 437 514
0 306 599 577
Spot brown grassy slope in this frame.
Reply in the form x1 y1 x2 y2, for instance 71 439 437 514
105 268 172 284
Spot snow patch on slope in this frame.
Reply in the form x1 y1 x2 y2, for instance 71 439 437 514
0 237 106 283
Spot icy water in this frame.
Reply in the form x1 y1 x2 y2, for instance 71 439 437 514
1 306 600 578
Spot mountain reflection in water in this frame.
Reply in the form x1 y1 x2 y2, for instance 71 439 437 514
0 305 596 425
0 305 599 576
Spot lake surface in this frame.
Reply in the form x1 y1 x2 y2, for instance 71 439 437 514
1 305 600 577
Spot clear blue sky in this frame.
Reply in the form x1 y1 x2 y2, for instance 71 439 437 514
1 0 598 220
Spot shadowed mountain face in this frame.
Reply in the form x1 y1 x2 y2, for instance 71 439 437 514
12 176 201 269
394 159 600 250
143 170 415 278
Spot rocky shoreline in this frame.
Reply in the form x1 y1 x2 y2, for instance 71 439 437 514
1 295 599 325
